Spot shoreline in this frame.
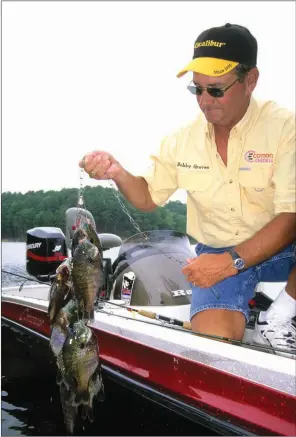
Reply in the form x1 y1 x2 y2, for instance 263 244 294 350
2 240 26 243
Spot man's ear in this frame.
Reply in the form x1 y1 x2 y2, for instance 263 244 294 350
246 68 259 95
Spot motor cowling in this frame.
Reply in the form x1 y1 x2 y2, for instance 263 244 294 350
112 230 194 306
26 227 68 281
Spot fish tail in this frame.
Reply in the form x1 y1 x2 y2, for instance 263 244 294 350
60 384 77 435
64 411 76 435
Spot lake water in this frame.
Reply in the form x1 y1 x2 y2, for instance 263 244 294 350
1 242 215 436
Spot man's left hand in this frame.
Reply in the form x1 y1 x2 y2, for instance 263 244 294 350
182 253 238 288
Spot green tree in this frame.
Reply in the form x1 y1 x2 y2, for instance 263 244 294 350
1 187 187 241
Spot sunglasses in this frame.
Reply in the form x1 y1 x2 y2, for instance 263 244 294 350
187 78 239 98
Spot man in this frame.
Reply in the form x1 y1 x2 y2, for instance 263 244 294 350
79 23 296 356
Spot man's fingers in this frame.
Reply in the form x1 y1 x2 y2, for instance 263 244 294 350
79 151 120 180
105 162 119 176
79 151 110 168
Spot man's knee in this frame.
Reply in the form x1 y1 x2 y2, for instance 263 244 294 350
191 309 246 341
286 265 296 298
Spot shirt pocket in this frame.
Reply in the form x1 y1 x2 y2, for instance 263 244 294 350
238 167 270 189
238 167 274 214
177 171 213 209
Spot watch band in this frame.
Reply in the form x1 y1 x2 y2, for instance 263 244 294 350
228 248 246 272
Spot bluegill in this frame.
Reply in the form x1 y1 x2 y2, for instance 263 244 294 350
50 299 79 358
56 321 103 407
71 238 103 322
59 363 104 434
82 222 103 254
71 227 88 257
48 259 73 325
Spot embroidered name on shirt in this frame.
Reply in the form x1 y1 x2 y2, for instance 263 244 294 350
177 162 209 170
244 150 274 163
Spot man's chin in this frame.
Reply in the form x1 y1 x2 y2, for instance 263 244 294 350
204 112 222 124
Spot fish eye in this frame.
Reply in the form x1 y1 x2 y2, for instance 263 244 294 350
80 343 85 349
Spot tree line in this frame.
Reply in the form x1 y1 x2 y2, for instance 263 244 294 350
1 185 188 242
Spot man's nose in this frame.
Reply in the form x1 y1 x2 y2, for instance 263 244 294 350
197 90 215 105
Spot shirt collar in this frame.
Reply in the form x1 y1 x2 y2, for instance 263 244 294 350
234 96 257 135
204 96 257 139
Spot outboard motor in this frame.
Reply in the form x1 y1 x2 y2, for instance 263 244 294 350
112 230 194 306
26 227 68 281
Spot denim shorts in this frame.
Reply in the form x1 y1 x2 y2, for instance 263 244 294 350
190 242 296 322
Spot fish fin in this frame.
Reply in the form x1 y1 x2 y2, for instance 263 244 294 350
56 350 65 373
64 415 76 436
81 405 94 423
80 405 87 421
89 366 105 402
56 368 64 385
48 300 58 325
84 307 94 323
77 299 85 321
74 391 90 406
96 381 105 402
63 375 78 393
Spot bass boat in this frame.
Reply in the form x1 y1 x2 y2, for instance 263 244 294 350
2 207 296 436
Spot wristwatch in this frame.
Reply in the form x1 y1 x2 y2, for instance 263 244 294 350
228 249 246 273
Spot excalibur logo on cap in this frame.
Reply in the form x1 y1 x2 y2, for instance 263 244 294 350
195 40 227 48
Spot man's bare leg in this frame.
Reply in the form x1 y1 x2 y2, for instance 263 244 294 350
285 266 296 300
191 309 246 341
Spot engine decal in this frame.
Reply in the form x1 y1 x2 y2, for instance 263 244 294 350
121 272 136 305
26 250 67 262
171 289 192 297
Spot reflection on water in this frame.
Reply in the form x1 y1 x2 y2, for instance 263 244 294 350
2 242 215 436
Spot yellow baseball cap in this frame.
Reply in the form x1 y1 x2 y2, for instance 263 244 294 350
177 23 257 78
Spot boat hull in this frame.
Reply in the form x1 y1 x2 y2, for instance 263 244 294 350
2 295 296 437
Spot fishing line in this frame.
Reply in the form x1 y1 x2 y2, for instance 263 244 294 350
1 269 52 285
78 168 220 299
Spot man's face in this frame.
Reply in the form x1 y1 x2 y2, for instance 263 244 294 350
192 70 252 127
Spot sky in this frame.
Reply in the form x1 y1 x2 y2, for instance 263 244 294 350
2 1 295 203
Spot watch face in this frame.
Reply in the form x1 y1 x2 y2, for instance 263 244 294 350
234 258 245 270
